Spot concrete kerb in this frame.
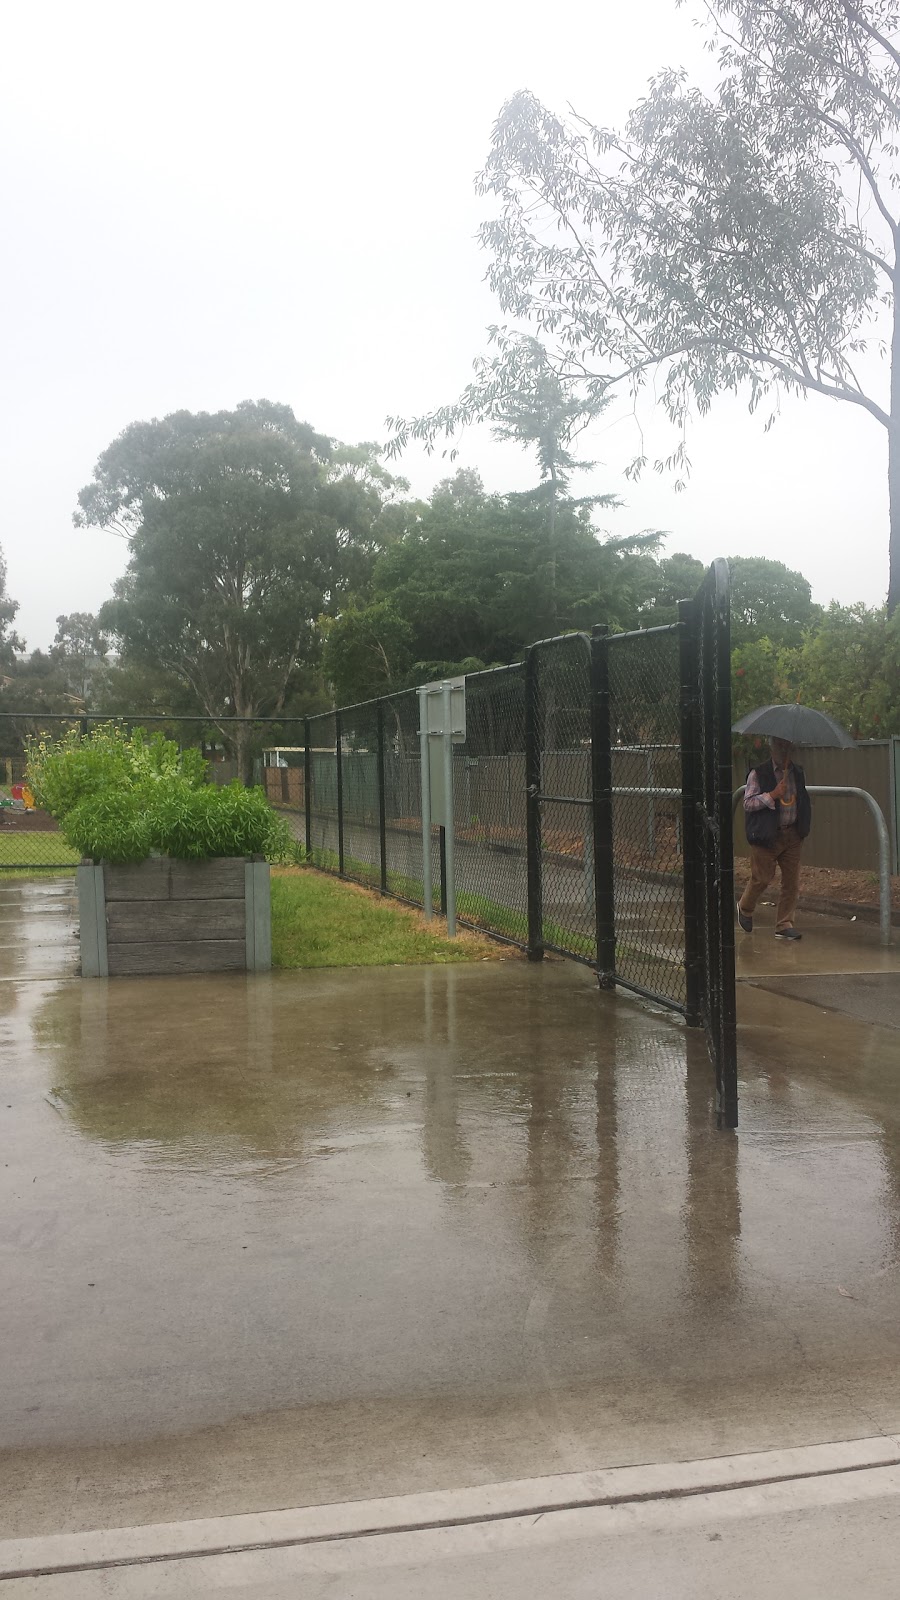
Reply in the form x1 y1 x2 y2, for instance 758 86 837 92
3 1437 900 1581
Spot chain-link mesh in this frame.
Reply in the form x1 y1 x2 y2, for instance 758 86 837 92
383 690 438 906
532 635 595 961
452 665 527 945
607 631 685 1006
339 702 381 889
307 711 338 871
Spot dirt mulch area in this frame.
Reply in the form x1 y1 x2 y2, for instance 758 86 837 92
0 807 60 833
389 814 900 913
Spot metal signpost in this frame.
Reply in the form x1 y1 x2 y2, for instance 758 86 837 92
417 679 466 935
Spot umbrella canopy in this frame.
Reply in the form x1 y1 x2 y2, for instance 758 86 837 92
732 704 856 748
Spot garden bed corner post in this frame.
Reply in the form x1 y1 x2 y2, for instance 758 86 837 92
77 861 108 978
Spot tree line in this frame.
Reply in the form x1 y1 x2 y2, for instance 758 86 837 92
0 399 897 771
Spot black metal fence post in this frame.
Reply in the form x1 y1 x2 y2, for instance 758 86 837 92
376 701 387 893
711 562 738 1128
335 710 345 876
590 626 616 985
524 645 544 961
677 601 702 1027
303 717 312 859
439 827 448 915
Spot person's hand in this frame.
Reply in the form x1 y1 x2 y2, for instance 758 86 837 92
770 777 787 801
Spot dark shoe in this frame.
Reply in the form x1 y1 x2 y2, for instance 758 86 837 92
775 927 802 940
737 902 753 934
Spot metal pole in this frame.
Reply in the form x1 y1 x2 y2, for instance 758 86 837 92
524 646 544 961
712 562 738 1130
303 717 312 859
418 687 433 920
733 784 893 948
439 827 448 915
335 711 344 876
590 626 615 985
678 600 702 1027
376 702 387 894
441 680 457 937
643 748 650 864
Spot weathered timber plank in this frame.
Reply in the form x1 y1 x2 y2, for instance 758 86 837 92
77 863 108 977
107 940 246 976
168 860 246 899
107 899 246 943
103 860 170 901
245 860 272 972
103 859 247 902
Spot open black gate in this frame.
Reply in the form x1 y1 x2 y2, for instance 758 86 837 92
523 559 737 1127
683 559 738 1126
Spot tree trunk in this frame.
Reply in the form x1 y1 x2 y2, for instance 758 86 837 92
889 284 900 615
232 718 255 787
547 466 558 635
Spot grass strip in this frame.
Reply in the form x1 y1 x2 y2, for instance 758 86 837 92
0 832 79 867
271 867 508 969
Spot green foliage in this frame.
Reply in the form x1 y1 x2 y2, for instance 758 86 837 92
323 470 664 703
795 603 900 738
322 600 416 706
64 788 154 864
147 782 294 862
728 559 820 650
63 780 298 865
731 638 802 720
24 722 298 864
0 545 23 672
76 402 404 775
25 724 205 821
731 604 900 737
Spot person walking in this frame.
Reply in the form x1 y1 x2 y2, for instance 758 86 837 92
736 736 811 941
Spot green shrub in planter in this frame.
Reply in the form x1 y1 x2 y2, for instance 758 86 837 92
28 723 300 866
64 779 298 865
63 788 156 865
148 782 294 861
26 724 206 821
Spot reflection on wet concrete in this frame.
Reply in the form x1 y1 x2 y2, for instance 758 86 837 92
2 951 900 1537
0 876 78 983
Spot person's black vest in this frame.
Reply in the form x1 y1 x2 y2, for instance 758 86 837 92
745 759 812 848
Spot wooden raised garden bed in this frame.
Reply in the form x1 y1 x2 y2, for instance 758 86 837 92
77 856 271 977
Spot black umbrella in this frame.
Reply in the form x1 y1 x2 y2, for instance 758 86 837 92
732 703 856 748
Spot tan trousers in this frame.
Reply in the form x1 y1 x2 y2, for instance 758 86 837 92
738 827 803 931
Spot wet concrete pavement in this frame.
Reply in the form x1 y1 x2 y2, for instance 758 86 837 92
2 878 900 1539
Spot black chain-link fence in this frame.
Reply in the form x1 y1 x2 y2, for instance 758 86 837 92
451 665 527 945
530 634 595 963
306 691 439 906
606 628 685 1007
0 563 736 1121
692 561 738 1126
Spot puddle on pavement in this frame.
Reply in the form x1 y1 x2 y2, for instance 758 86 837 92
3 958 900 1493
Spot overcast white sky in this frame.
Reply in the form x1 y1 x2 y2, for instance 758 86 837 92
0 0 889 650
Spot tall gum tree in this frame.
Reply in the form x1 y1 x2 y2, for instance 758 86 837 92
77 401 401 778
395 1 900 610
